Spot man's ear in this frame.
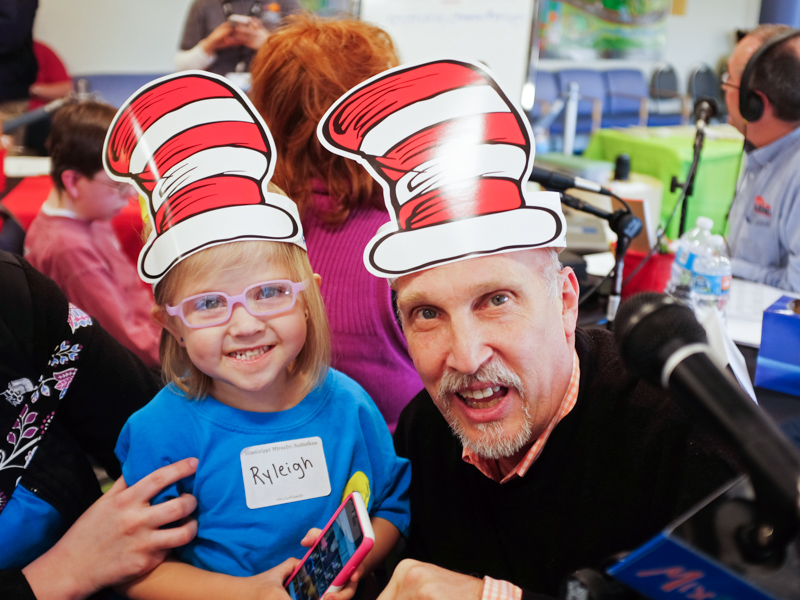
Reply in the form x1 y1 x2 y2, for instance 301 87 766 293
559 266 579 338
60 170 82 199
755 89 772 121
151 305 185 347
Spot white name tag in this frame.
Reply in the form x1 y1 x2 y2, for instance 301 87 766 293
240 436 331 509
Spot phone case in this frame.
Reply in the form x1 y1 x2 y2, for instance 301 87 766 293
285 491 375 595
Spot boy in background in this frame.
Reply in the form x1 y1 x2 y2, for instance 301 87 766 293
24 101 161 367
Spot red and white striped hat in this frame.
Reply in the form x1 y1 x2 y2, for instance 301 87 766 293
104 71 305 285
318 59 565 278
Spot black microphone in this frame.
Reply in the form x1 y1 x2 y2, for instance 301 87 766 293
529 165 613 197
2 96 71 134
614 293 800 537
2 79 90 134
694 96 718 127
693 97 718 150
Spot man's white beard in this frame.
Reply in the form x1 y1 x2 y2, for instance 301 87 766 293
436 358 533 460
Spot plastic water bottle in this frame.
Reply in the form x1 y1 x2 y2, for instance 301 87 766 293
665 216 714 303
691 234 732 317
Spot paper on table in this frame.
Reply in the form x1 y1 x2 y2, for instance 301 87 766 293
699 306 757 403
4 156 51 178
583 251 615 277
726 278 800 347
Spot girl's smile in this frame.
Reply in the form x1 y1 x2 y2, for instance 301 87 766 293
161 264 317 413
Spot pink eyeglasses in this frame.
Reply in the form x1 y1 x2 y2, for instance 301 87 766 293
166 279 308 328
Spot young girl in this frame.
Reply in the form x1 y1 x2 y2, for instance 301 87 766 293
105 72 410 599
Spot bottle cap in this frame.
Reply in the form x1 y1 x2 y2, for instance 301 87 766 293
614 153 631 181
696 216 713 230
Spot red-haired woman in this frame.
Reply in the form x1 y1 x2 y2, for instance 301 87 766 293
250 14 422 431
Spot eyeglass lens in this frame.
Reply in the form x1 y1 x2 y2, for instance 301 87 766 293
181 281 298 326
95 177 135 195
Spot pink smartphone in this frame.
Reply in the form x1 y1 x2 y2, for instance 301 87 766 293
285 492 375 600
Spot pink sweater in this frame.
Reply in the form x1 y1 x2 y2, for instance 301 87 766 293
303 184 423 432
24 210 161 367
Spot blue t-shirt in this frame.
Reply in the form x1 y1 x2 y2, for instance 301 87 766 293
116 369 410 576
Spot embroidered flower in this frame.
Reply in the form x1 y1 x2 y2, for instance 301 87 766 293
49 341 83 367
54 368 77 398
0 406 42 479
68 304 93 332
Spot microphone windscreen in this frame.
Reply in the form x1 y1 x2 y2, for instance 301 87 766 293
613 293 707 384
693 96 718 120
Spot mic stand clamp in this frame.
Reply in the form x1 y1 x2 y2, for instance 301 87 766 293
671 124 708 237
560 193 642 325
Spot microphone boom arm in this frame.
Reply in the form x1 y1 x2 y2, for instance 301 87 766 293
560 192 642 324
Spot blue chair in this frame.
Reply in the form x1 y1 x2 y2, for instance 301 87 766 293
648 62 689 126
688 63 726 121
529 70 560 122
602 69 649 128
529 70 566 137
555 69 604 135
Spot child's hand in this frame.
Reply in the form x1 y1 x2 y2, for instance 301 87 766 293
322 570 363 600
299 528 363 600
300 527 322 547
244 557 299 600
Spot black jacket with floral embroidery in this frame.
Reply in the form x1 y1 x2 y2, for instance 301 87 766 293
0 251 160 597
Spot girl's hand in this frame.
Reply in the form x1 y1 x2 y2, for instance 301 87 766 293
300 527 322 547
242 557 299 600
299 528 363 600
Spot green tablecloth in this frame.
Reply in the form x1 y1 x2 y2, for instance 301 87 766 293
583 126 744 239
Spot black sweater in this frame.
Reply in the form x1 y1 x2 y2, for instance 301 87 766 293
0 252 160 599
394 327 740 598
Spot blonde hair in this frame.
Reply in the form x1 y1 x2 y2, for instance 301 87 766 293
153 240 330 400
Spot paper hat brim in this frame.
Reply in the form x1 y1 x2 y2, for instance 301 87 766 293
139 192 303 283
364 191 565 277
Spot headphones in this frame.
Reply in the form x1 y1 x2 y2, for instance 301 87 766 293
739 28 800 122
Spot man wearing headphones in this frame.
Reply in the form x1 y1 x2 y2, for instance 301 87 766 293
723 24 800 292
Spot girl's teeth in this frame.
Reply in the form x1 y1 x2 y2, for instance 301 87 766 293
231 346 268 359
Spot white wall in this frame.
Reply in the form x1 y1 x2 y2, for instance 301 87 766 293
34 0 193 75
33 0 762 82
664 0 761 86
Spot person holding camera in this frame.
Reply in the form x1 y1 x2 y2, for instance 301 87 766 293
175 0 300 77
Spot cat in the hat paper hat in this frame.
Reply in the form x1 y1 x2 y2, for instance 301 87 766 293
317 58 566 278
103 70 305 285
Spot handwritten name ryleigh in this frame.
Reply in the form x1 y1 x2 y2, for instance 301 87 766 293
250 456 313 485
